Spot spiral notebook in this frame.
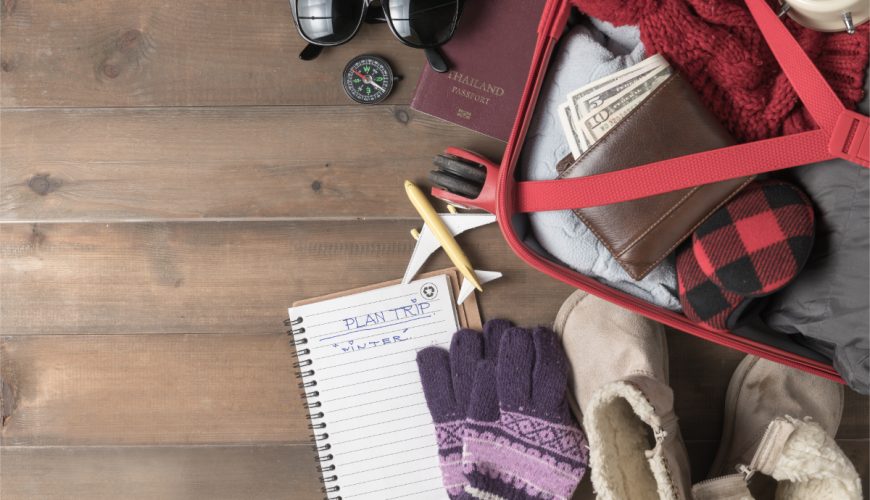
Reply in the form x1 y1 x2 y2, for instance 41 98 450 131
287 269 481 500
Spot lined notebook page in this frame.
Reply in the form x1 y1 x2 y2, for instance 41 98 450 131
289 275 456 500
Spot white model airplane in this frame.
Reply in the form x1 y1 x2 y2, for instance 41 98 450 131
402 208 502 305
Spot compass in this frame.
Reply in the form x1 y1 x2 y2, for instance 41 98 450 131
342 55 397 104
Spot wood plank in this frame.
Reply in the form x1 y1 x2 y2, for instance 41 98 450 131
0 414 863 498
0 221 572 335
0 445 322 500
8 441 861 500
0 107 504 221
0 0 425 107
0 446 592 500
0 446 597 500
0 333 307 445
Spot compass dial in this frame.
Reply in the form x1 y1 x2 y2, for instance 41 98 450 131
342 55 395 104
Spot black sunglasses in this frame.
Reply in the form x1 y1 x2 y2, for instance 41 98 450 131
290 0 461 73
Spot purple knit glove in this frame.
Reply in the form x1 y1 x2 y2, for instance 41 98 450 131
417 319 512 499
463 327 588 500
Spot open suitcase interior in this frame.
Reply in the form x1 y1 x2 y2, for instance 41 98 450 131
433 1 869 392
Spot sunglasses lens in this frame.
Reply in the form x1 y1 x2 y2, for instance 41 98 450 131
295 0 364 44
385 0 459 47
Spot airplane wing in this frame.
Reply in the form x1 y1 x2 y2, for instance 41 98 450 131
402 224 442 284
439 213 497 236
401 213 496 284
457 270 503 305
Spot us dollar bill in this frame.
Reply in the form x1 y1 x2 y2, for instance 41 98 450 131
558 101 586 157
567 54 667 120
558 62 666 158
578 64 673 143
557 55 672 157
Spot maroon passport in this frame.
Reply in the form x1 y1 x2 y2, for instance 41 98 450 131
410 0 546 142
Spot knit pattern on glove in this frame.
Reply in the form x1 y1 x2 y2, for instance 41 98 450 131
573 0 869 142
462 327 588 500
417 320 512 499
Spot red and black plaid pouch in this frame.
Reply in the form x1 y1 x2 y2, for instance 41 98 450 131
677 180 815 331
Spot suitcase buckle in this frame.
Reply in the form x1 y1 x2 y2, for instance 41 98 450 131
828 110 870 167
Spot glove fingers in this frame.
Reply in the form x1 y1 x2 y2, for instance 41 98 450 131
497 327 535 409
531 327 569 412
417 347 460 422
482 319 512 361
466 359 499 422
450 329 484 412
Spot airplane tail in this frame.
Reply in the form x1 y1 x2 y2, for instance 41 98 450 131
457 270 503 305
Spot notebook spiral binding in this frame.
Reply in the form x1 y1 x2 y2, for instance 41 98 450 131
285 316 342 500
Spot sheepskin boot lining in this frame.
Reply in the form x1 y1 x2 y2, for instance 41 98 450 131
586 381 672 500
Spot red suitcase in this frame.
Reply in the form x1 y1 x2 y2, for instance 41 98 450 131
432 0 870 383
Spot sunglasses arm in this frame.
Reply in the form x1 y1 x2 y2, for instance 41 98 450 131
425 47 449 73
299 43 323 61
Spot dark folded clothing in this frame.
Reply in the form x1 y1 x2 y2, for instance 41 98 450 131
762 159 869 394
760 70 870 393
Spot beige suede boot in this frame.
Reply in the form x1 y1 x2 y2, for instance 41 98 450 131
693 355 859 500
554 290 692 500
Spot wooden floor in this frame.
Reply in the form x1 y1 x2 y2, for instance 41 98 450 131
0 2 866 499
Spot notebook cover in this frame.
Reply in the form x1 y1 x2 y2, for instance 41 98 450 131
293 268 482 330
557 73 754 280
409 0 546 142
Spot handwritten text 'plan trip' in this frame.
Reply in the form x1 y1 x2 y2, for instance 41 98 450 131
340 299 432 332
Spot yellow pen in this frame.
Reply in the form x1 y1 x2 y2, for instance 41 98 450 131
404 180 483 291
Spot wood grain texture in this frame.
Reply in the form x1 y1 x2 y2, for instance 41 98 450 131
0 333 307 446
0 445 322 500
1 446 583 500
0 0 425 108
0 107 504 221
1 442 864 500
0 221 572 335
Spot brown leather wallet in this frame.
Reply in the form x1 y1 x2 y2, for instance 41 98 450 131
556 72 754 280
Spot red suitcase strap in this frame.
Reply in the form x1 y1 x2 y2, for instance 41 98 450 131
514 0 869 214
516 130 830 212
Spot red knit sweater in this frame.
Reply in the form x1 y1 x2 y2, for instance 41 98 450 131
575 0 869 142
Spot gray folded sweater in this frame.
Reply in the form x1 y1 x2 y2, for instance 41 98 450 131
520 19 681 310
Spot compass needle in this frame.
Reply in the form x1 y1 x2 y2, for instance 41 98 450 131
342 55 397 104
